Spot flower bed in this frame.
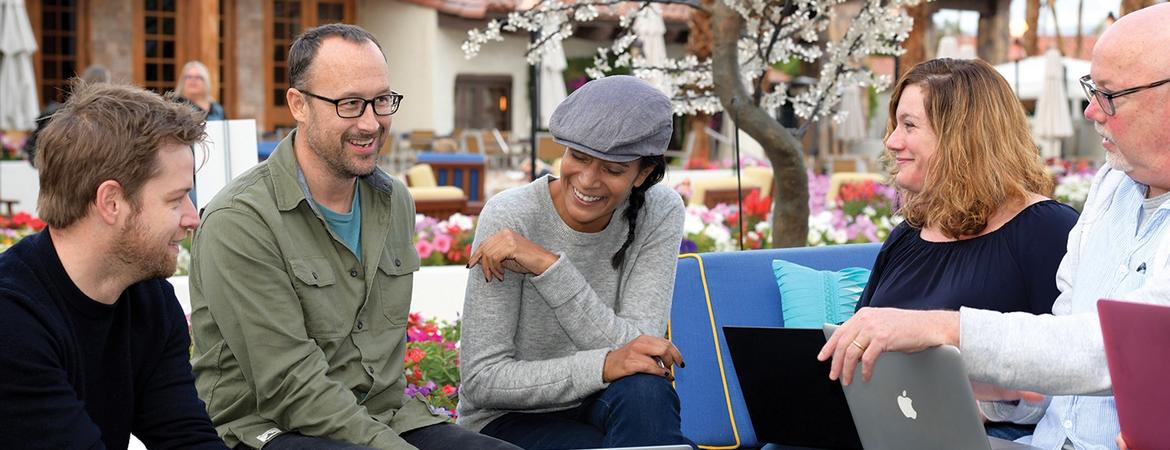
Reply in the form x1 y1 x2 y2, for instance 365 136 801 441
681 173 903 252
414 213 475 266
0 212 45 252
404 313 460 418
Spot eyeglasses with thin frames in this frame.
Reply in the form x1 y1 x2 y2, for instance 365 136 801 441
298 89 404 118
1079 75 1170 116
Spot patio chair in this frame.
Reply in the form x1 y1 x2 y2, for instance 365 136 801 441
405 163 468 219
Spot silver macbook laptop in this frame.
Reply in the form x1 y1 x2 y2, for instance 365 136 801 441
823 324 1040 450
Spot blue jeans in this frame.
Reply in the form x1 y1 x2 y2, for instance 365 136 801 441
480 373 697 450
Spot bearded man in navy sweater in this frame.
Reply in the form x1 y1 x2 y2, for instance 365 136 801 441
0 81 227 449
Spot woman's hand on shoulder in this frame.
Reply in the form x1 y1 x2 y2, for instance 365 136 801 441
467 228 558 282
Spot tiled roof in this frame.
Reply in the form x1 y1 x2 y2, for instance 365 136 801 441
401 0 690 23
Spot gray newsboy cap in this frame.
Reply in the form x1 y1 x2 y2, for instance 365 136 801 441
550 75 672 163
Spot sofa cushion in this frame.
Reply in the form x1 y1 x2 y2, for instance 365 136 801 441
772 259 870 329
669 244 881 448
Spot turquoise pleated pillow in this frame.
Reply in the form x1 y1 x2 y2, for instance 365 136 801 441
771 259 871 328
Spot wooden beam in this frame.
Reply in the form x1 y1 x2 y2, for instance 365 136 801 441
184 0 220 91
900 4 930 80
976 0 1011 64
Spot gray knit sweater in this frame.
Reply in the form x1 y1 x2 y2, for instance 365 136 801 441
456 175 685 431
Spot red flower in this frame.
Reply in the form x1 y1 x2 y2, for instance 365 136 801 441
406 348 427 364
724 212 740 229
10 212 32 228
442 384 457 397
743 190 771 218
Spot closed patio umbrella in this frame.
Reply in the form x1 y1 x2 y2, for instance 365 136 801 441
1033 47 1074 159
539 25 567 128
634 5 670 96
834 86 867 144
0 0 40 131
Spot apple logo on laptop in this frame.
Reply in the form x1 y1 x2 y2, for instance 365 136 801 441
896 390 918 419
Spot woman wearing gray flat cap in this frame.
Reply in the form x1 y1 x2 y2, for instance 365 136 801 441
457 75 695 449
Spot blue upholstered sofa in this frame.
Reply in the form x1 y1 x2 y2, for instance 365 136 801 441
669 243 882 449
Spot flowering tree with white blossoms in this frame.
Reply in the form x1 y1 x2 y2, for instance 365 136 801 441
464 0 927 247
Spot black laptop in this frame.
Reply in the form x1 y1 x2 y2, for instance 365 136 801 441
723 326 862 450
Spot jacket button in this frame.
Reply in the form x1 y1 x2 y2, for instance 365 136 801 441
356 320 364 330
394 258 401 267
366 366 375 375
350 269 359 278
312 272 318 280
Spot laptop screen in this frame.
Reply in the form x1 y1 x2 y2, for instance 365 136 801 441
724 326 862 449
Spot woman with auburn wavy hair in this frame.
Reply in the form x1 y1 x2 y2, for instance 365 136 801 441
856 58 1078 317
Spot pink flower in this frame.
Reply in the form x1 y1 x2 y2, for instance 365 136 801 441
433 234 453 253
416 240 434 258
442 384 458 397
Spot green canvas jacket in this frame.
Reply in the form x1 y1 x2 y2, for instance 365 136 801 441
189 131 446 449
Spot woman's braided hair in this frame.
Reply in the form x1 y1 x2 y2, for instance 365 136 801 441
611 155 667 269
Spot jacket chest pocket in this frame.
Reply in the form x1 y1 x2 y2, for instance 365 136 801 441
376 245 420 326
290 257 348 338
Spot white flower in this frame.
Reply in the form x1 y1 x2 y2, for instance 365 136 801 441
684 214 706 235
448 213 474 231
703 224 732 244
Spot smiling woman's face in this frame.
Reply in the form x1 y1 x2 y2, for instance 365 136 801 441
885 84 938 193
550 148 652 233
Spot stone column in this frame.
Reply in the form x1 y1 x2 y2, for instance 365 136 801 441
232 0 265 127
87 0 134 82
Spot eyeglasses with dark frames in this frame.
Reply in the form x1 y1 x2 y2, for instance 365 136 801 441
298 90 404 118
1079 75 1170 116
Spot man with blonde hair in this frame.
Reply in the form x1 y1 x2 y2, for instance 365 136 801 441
0 81 226 449
820 4 1170 449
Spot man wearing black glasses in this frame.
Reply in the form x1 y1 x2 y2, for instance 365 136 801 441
819 4 1170 449
188 23 519 450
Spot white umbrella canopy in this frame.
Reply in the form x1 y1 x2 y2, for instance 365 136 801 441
538 25 567 129
1033 47 1074 159
993 55 1090 100
0 0 40 131
634 5 670 96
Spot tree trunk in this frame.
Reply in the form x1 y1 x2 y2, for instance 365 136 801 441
1047 0 1065 55
901 4 930 79
976 0 1011 65
709 0 808 248
685 1 714 163
1024 0 1040 56
1075 0 1084 58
